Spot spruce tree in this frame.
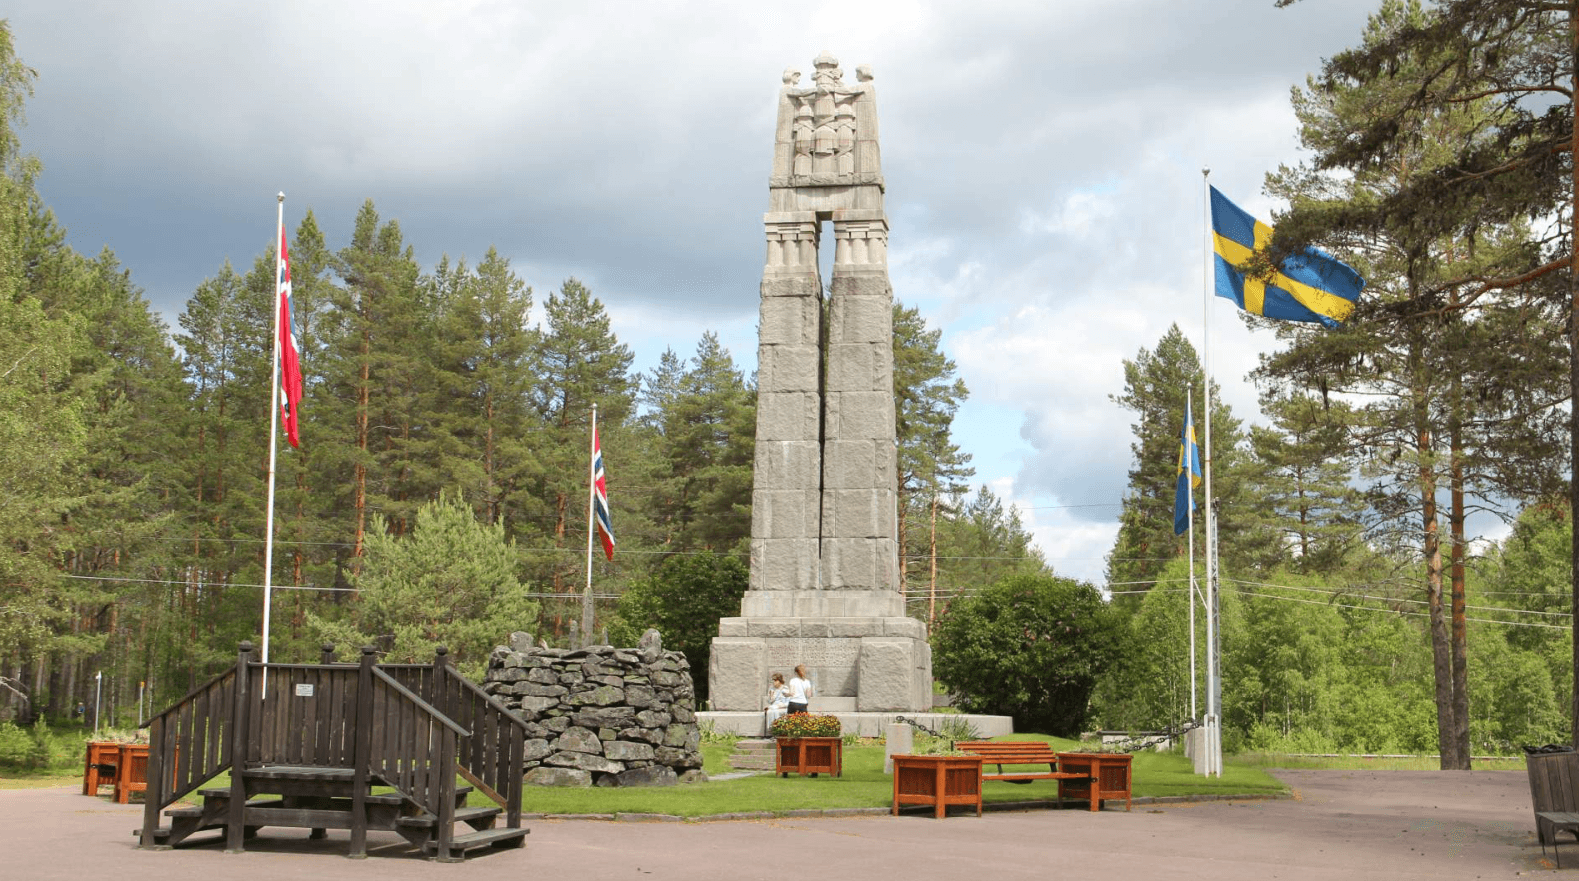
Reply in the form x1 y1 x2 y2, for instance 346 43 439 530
641 332 754 554
1107 325 1245 592
527 279 635 637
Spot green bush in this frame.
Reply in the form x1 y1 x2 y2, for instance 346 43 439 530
932 573 1122 737
0 719 56 771
606 552 748 703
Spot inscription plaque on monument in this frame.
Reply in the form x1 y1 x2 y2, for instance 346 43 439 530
767 641 859 668
708 52 931 714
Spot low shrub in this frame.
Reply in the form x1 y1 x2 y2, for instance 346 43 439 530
0 719 56 771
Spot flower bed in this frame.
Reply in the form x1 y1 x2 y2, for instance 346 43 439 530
775 736 842 778
769 714 841 738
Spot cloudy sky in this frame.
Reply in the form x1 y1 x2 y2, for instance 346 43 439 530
8 0 1388 584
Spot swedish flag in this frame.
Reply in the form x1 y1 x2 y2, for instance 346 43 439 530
1211 187 1365 328
1174 402 1202 536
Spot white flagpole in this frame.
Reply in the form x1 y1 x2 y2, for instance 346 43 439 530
1187 388 1197 722
262 193 285 686
1200 167 1221 776
582 403 598 646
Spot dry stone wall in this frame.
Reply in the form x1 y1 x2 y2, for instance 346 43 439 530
481 629 705 787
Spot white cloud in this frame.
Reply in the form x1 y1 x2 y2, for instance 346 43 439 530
9 0 1388 587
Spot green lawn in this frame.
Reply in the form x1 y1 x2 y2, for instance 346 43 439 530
16 735 1424 814
1234 752 1527 772
482 734 1288 817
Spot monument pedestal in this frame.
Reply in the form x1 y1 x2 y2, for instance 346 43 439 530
709 611 931 712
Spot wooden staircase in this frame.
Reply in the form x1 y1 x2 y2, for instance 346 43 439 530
138 643 529 862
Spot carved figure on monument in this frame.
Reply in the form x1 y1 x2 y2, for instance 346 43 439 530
834 96 856 175
709 53 929 719
793 98 814 176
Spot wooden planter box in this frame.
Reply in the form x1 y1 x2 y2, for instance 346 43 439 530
1056 752 1133 812
115 743 151 804
891 754 984 818
83 741 121 796
776 736 842 777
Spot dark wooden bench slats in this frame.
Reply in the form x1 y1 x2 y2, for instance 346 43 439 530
956 741 1089 783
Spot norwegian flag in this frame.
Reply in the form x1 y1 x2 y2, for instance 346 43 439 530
592 424 615 560
277 224 303 448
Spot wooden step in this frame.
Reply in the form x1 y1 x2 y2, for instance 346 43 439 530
242 764 357 781
168 797 283 818
423 827 529 860
199 788 407 810
397 806 501 829
243 806 354 829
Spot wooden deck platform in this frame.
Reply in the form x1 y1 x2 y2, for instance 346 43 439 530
137 643 529 862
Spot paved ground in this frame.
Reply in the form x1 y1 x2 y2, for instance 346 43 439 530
0 769 1554 879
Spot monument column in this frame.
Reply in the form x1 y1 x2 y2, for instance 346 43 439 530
710 53 931 718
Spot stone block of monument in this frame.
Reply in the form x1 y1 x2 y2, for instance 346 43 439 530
708 52 931 714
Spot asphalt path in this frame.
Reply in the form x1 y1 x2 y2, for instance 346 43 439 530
0 769 1550 879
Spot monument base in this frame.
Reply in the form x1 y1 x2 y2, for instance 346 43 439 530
708 614 932 712
698 710 1014 739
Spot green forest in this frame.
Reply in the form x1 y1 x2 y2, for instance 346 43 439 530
1 0 1576 771
0 23 1038 726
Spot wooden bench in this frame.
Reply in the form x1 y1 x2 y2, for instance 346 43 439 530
956 740 1090 809
1538 812 1579 868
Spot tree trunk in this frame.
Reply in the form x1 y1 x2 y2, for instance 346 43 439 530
929 493 939 633
897 485 909 598
353 327 370 572
1568 0 1579 750
1419 421 1455 770
1448 415 1470 769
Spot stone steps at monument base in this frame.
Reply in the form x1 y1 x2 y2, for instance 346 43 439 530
727 738 777 771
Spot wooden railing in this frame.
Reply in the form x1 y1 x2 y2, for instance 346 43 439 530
138 657 242 845
246 660 360 766
367 666 465 811
384 649 527 826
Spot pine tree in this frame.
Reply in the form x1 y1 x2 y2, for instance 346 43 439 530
892 303 973 625
307 493 539 678
1260 0 1569 766
326 201 426 563
417 247 539 531
1275 0 1578 745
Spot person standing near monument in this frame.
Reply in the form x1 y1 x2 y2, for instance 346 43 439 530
787 665 813 715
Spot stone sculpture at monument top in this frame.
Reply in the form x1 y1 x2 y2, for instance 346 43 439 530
708 52 931 715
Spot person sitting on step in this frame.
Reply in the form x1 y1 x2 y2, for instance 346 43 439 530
765 672 790 727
